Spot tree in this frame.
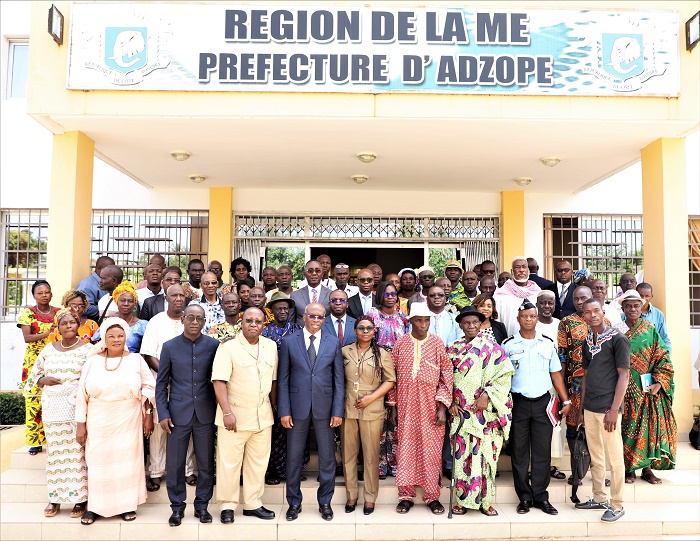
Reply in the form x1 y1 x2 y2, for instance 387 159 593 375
429 248 456 277
6 229 46 268
265 247 305 282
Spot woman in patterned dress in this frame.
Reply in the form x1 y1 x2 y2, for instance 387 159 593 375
18 279 59 454
48 289 98 343
472 294 508 344
25 308 90 518
447 306 514 516
366 281 410 478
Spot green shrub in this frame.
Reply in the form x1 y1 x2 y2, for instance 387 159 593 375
0 392 25 425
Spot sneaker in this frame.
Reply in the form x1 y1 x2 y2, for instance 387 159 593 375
601 507 625 522
575 499 609 510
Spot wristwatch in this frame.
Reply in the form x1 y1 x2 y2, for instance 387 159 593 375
145 407 153 414
562 400 572 405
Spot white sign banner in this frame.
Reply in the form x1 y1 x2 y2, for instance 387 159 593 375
67 3 680 96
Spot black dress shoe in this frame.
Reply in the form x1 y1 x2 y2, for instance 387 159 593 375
286 504 301 521
533 500 558 515
242 506 276 520
363 505 375 515
194 509 212 523
220 509 234 524
345 502 356 513
516 501 532 514
168 511 183 527
319 504 334 521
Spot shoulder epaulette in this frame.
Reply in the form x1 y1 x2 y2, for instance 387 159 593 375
502 336 515 344
378 344 392 353
541 334 554 343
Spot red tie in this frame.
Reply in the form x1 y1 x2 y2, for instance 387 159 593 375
312 288 318 303
337 319 344 345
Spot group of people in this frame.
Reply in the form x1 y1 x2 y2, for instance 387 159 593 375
17 251 676 525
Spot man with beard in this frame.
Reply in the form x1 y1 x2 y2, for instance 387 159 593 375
494 258 541 336
183 259 205 303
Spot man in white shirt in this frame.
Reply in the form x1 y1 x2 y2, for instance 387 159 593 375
426 286 462 345
333 263 359 297
347 268 378 319
298 254 337 290
290 260 332 325
136 264 164 308
96 264 123 322
140 285 196 490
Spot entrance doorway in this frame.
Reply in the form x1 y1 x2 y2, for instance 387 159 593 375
310 246 423 279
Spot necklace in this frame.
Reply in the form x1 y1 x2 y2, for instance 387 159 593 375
61 337 80 349
36 305 52 315
123 314 134 326
104 352 125 371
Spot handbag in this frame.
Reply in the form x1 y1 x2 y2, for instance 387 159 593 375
41 382 79 423
570 427 591 503
690 415 700 450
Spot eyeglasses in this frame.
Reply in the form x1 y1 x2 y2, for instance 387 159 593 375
244 318 264 325
200 281 218 286
163 277 181 283
335 264 349 269
184 315 206 323
356 325 375 332
357 277 373 283
428 293 446 298
420 274 435 280
305 314 326 320
306 268 322 274
556 268 572 273
383 291 397 298
330 298 347 304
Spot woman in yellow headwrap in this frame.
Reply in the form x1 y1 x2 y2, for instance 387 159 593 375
91 281 148 352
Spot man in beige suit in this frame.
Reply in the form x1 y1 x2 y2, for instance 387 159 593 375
212 307 278 524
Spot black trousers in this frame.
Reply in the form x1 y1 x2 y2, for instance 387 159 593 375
510 392 553 503
286 415 336 506
166 412 215 513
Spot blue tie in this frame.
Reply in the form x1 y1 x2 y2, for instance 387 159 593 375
308 335 317 369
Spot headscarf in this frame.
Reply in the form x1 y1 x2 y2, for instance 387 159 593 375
398 267 416 279
573 269 592 285
112 280 138 304
61 289 90 308
89 316 131 357
54 307 80 326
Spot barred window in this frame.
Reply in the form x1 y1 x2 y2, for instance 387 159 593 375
543 214 643 300
690 217 700 328
1 209 208 318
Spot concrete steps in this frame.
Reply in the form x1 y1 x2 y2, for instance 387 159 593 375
2 443 698 540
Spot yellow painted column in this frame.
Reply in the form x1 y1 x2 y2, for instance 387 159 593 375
641 137 692 431
501 191 525 271
46 131 94 296
208 187 233 271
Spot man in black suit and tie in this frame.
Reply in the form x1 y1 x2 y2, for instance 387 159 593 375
527 258 555 289
140 266 183 321
290 260 332 325
547 260 575 320
347 268 378 319
323 290 358 347
155 304 220 527
278 302 345 522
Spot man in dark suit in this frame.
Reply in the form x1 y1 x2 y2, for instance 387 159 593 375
528 258 555 289
278 302 345 522
347 268 378 319
290 259 332 325
140 266 183 321
155 304 220 527
547 260 575 319
323 290 357 347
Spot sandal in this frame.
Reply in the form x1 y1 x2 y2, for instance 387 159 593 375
625 471 636 484
81 511 98 525
451 505 467 515
70 502 87 518
641 468 662 485
185 474 198 486
480 505 498 516
396 500 414 514
265 475 281 485
567 475 583 486
28 446 42 456
428 500 445 515
146 477 160 492
551 466 566 480
121 511 137 521
44 503 60 517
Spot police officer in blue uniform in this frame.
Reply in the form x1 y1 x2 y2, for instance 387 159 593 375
502 299 571 516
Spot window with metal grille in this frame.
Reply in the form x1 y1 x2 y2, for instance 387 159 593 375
543 214 644 300
690 216 700 328
1 209 209 318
